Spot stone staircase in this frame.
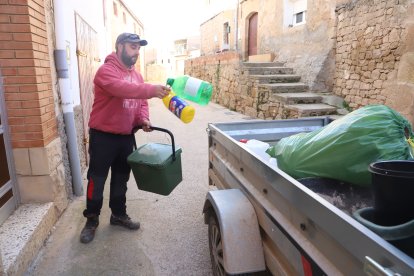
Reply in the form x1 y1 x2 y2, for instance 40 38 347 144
242 62 341 118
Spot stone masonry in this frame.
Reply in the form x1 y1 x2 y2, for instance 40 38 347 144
187 0 414 124
185 52 264 117
334 0 414 123
185 52 312 119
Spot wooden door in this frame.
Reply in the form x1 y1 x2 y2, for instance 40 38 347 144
75 13 100 165
248 13 258 56
0 77 17 225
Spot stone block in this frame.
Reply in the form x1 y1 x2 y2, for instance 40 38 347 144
17 175 56 203
373 79 383 89
406 24 414 52
384 83 414 125
397 52 414 83
0 203 57 276
244 107 257 118
29 147 49 175
260 104 269 111
248 53 275 62
13 148 31 175
51 163 68 213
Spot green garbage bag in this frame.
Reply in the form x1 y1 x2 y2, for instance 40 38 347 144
266 105 414 187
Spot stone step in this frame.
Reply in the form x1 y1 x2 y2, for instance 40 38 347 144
244 67 294 75
249 74 301 83
272 92 322 104
285 103 337 117
0 203 56 275
243 62 285 67
316 93 345 108
259 82 308 93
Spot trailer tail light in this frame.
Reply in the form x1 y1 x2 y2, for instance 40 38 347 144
301 255 313 276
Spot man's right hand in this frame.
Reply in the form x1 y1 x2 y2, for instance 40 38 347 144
152 85 170 98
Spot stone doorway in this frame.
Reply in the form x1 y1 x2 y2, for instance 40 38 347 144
248 12 258 57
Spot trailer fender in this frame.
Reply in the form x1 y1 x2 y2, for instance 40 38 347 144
203 189 266 274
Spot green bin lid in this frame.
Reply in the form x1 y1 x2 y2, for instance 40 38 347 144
128 143 182 167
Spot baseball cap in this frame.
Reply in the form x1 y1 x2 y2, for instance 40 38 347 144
115 33 148 47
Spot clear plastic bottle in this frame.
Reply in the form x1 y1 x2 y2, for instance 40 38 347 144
162 91 195 124
166 76 213 106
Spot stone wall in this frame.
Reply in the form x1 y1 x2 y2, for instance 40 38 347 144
188 0 414 124
185 51 287 119
237 0 338 92
199 0 338 94
185 51 241 108
146 64 168 83
334 0 414 123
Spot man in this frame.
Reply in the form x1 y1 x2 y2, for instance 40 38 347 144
80 33 170 244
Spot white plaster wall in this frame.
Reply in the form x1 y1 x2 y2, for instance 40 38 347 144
56 0 107 107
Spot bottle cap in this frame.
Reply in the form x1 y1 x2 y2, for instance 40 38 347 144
166 78 174 86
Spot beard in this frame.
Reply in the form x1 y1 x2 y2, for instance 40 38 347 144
121 47 138 67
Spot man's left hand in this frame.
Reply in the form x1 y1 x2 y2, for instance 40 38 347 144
142 120 152 132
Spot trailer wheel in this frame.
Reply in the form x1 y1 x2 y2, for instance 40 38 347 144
208 213 269 276
208 214 228 276
209 214 258 276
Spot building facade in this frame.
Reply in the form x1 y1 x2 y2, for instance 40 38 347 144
188 0 414 124
0 0 146 274
107 0 146 74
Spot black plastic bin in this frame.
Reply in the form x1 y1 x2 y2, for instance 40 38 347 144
368 160 414 225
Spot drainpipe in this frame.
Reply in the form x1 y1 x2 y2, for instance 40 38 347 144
53 0 83 196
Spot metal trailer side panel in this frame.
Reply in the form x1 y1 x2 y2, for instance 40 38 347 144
207 119 414 275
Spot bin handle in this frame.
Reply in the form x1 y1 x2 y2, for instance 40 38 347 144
132 126 177 161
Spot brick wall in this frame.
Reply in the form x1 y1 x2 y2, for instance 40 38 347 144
0 0 58 148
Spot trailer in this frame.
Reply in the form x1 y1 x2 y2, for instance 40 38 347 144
203 118 414 275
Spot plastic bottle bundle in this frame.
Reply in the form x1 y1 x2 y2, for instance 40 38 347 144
166 76 213 106
162 91 195 124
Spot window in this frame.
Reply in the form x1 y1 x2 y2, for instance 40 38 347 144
284 0 307 27
294 11 305 25
223 22 230 45
113 2 118 16
292 0 306 26
175 42 187 55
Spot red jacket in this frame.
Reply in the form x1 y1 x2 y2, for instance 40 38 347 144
89 52 158 134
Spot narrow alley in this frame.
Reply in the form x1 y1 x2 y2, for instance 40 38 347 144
25 98 250 275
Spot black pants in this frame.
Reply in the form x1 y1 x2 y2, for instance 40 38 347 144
83 129 134 218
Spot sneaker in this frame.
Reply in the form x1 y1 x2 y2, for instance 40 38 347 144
110 214 140 230
80 216 99 244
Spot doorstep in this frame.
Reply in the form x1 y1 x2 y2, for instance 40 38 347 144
0 203 58 276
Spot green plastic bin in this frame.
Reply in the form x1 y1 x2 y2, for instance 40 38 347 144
127 127 182 196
